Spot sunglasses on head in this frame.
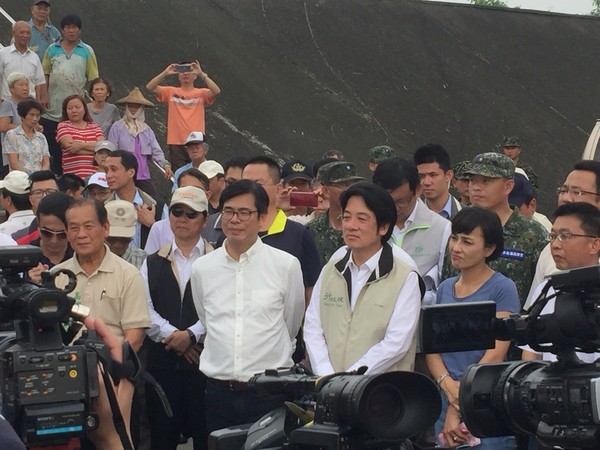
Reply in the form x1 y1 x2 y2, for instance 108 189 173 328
39 227 67 240
170 206 200 219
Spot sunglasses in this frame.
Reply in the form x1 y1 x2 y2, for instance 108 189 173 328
170 206 200 219
39 227 67 240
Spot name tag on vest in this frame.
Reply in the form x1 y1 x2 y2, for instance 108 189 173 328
500 248 525 260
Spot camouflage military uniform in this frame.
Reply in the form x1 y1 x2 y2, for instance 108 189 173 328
442 207 548 308
516 162 539 190
307 212 344 268
369 145 397 164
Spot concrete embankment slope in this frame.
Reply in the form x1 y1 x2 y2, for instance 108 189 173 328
2 0 599 210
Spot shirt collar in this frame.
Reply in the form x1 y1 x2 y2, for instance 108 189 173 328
72 244 115 275
172 237 205 257
224 236 263 262
346 246 383 274
263 209 287 237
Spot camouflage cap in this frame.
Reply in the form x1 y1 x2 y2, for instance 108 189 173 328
452 161 472 180
369 145 396 163
465 152 515 179
502 136 521 147
318 161 365 185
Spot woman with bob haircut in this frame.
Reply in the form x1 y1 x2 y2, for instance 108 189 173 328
3 99 50 173
56 94 104 178
426 207 520 449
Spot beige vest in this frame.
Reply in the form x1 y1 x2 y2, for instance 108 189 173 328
319 244 417 373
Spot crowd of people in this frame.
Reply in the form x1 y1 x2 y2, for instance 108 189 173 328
0 2 597 450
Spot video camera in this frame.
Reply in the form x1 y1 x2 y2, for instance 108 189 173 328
421 265 600 449
0 246 129 447
209 365 441 450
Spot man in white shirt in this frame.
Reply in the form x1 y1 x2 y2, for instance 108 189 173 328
0 171 35 236
372 157 450 305
304 182 422 375
142 186 212 450
190 180 304 432
525 160 600 307
522 202 600 363
0 21 47 104
414 144 462 219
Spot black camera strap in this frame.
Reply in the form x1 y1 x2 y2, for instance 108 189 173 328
98 360 134 450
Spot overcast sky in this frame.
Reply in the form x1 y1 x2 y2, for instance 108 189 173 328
426 0 596 15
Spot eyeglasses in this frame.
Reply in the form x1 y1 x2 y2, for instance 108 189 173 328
556 186 600 197
31 188 58 198
549 231 598 242
221 207 257 221
39 227 67 240
170 206 201 219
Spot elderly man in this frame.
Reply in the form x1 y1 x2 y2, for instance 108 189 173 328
172 131 208 187
53 198 150 350
28 0 61 61
0 21 47 104
191 180 304 432
142 186 212 450
105 200 147 269
146 62 220 170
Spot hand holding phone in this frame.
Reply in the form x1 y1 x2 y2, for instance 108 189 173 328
175 64 192 73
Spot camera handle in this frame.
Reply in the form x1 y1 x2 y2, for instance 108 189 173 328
76 331 174 450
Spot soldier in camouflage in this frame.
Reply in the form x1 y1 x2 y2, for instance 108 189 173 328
441 152 548 308
368 145 397 172
501 136 539 190
307 161 365 267
451 160 471 205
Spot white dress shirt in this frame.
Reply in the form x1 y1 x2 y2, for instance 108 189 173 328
0 44 46 100
141 238 206 342
144 218 174 254
304 245 422 376
190 237 305 382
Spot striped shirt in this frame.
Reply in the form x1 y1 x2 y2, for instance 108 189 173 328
56 121 103 178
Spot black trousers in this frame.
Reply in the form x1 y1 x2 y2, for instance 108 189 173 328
40 117 61 175
146 368 208 450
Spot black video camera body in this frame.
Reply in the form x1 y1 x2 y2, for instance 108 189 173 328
0 246 100 446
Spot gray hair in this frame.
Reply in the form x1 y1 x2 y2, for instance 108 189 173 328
7 72 28 89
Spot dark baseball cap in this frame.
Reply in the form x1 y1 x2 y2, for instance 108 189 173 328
509 173 534 206
502 136 521 147
369 145 397 164
452 161 472 180
282 159 312 183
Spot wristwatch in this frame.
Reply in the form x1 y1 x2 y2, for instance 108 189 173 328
186 329 197 344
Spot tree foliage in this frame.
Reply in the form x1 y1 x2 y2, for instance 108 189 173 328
592 0 600 17
470 0 508 7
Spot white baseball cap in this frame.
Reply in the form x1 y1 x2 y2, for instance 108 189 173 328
184 131 205 146
86 172 109 189
0 171 30 195
199 160 224 179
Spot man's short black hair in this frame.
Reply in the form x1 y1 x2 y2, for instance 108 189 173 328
372 157 421 193
219 179 269 215
243 155 281 183
572 160 600 195
340 181 397 244
413 144 452 172
60 14 82 29
58 173 85 193
451 207 504 262
1 189 31 211
37 192 74 224
67 198 108 226
17 99 44 118
107 150 138 179
223 156 249 175
553 202 600 238
177 168 209 190
29 170 58 190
